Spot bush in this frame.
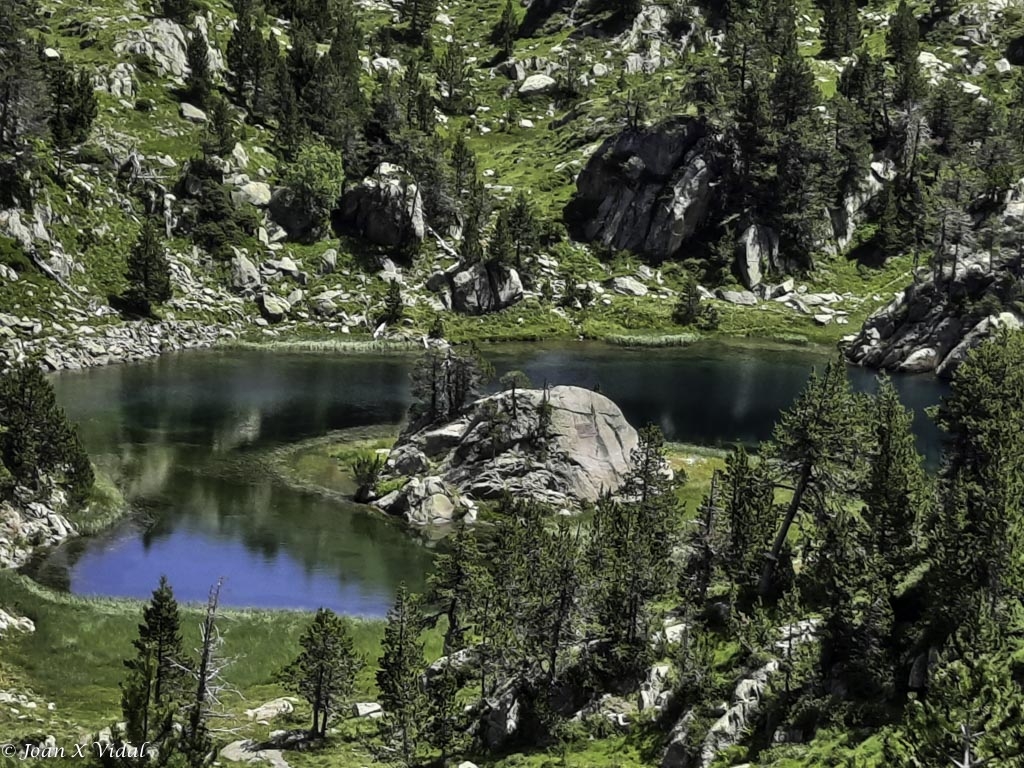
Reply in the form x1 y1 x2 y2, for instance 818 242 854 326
350 452 385 503
0 237 34 273
278 142 345 243
0 362 93 506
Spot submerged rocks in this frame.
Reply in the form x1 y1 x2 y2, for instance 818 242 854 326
377 385 640 515
565 117 717 262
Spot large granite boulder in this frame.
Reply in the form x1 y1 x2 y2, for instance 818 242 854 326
114 18 223 80
114 19 189 78
228 251 261 293
379 386 639 511
268 187 319 242
846 251 1024 377
448 261 524 315
337 163 425 249
564 117 718 261
735 223 778 289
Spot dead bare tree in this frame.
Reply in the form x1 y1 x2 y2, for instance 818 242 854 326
177 580 238 766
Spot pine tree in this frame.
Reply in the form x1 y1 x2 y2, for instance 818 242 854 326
160 0 196 24
124 216 172 313
861 376 928 589
821 0 860 58
280 608 363 737
721 446 774 594
494 0 518 60
680 471 722 606
285 22 319 97
226 0 258 108
533 520 584 685
426 525 482 654
759 358 867 595
425 657 465 762
273 60 306 161
121 576 187 747
0 362 93 505
926 332 1024 637
0 0 49 150
437 36 470 113
590 424 681 682
507 191 536 272
489 208 513 265
400 0 437 45
889 650 1024 765
251 30 280 123
770 24 817 129
185 27 212 107
301 0 365 150
888 0 924 105
47 60 97 161
380 279 404 324
201 95 237 158
376 585 427 767
179 582 225 768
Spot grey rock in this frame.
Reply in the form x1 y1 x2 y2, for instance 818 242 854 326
606 275 648 296
179 102 207 122
229 252 261 292
448 261 524 315
518 73 556 95
114 19 190 78
231 180 272 207
319 248 338 275
736 224 778 289
384 385 640 512
258 293 290 323
483 690 521 749
352 702 382 718
268 187 319 242
846 199 1024 377
715 289 758 306
566 118 716 262
337 163 424 248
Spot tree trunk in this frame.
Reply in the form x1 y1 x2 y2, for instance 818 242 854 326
759 463 812 597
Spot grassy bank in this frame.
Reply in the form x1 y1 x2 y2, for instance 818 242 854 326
0 569 661 767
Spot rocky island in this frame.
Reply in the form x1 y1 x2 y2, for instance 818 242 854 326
372 384 639 524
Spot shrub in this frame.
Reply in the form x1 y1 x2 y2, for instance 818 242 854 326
278 142 345 243
0 237 34 273
350 452 385 503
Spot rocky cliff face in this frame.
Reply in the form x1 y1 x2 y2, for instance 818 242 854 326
374 385 639 523
564 117 717 262
846 192 1024 377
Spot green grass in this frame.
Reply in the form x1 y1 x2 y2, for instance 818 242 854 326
72 470 128 535
0 570 444 739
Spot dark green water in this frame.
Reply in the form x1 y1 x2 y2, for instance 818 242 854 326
34 342 948 616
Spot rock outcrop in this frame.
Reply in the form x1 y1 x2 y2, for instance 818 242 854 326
662 620 819 768
337 163 425 249
449 261 524 314
735 223 779 290
0 486 76 570
375 385 639 518
564 117 717 262
847 238 1024 378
